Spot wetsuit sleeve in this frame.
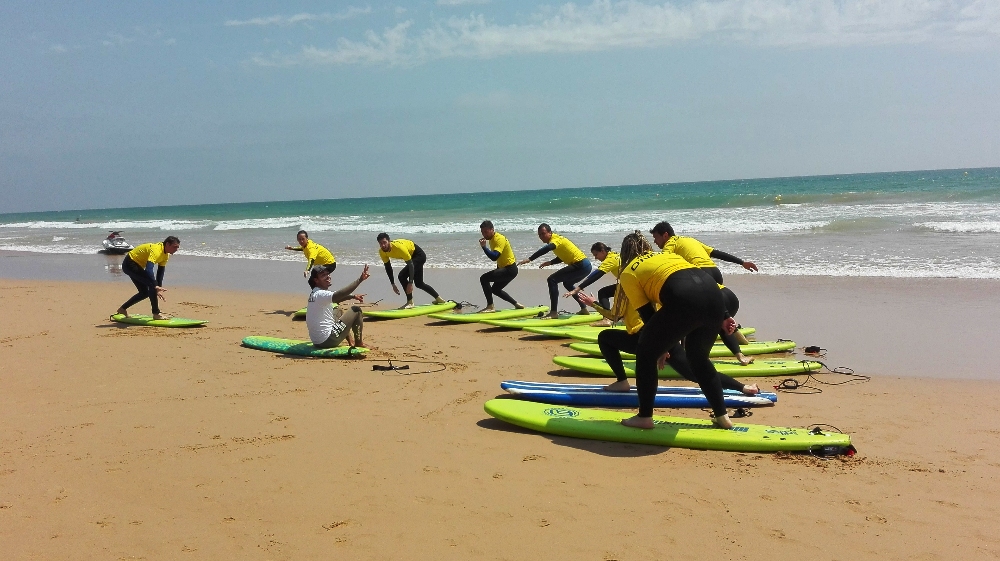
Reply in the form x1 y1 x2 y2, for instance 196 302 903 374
328 275 365 303
709 249 744 265
549 257 563 265
528 243 557 261
636 303 656 323
156 266 165 287
289 247 304 251
384 262 395 284
144 262 157 282
577 270 605 289
482 246 501 261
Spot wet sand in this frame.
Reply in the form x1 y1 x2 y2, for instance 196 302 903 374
3 258 1000 559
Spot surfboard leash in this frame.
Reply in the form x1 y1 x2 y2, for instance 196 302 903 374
370 359 447 376
774 361 869 394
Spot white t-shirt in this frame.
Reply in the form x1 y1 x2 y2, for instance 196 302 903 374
306 288 346 344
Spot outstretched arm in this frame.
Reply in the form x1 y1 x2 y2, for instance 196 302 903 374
710 249 758 272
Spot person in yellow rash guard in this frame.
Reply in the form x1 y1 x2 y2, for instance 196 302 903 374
614 232 738 430
477 220 525 312
116 236 180 319
648 221 757 284
376 233 446 309
566 241 621 326
517 223 592 319
285 230 336 278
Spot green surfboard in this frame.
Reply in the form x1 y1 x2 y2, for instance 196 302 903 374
568 340 796 359
566 326 758 343
552 355 821 379
111 314 207 328
241 336 367 357
481 312 602 329
484 399 852 453
427 305 548 323
363 301 457 319
293 307 307 319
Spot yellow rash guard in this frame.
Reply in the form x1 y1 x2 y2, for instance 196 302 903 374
619 251 697 309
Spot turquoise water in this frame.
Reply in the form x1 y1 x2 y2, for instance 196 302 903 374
2 167 999 278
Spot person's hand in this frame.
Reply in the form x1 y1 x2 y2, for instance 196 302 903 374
576 292 597 306
539 261 549 269
353 293 366 303
155 286 167 302
392 284 400 295
517 259 530 266
657 351 671 371
359 264 370 281
285 245 294 250
742 261 758 272
303 270 309 278
406 283 414 294
479 238 488 247
721 317 737 335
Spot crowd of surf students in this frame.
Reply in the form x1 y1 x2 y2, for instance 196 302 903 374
118 221 758 430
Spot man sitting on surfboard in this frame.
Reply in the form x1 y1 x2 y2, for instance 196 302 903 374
285 230 336 278
478 220 525 312
376 233 447 309
517 224 592 319
116 236 180 320
307 264 370 349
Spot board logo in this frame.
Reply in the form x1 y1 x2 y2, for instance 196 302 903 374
543 407 579 418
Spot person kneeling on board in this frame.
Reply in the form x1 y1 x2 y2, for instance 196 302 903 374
307 264 370 349
116 236 180 320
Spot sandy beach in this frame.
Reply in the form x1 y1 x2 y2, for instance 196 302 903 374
3 266 1000 560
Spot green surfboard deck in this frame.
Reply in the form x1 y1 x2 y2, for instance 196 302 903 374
566 326 757 343
552 355 821 379
363 301 457 319
568 340 796 359
481 312 602 329
241 336 367 358
293 307 307 319
111 314 206 328
427 305 549 323
484 399 851 453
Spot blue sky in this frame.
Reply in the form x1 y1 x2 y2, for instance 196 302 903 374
2 0 998 213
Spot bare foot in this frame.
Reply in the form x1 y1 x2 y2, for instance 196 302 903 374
481 305 496 313
621 415 654 429
575 309 591 316
544 313 560 320
712 414 733 429
590 318 613 327
603 379 632 392
514 303 525 309
742 384 760 396
116 308 128 317
399 302 415 310
432 297 447 304
153 313 171 320
736 353 754 366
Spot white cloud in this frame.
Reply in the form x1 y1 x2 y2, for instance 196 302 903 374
250 0 1000 67
225 7 372 27
437 0 491 6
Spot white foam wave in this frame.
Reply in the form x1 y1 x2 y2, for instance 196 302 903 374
917 221 1000 233
0 219 213 230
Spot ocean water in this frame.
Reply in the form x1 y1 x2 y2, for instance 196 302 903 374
2 168 999 278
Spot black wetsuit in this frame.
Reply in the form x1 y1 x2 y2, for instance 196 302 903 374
528 243 591 312
597 328 748 393
577 269 617 309
385 245 439 300
633 268 731 418
479 265 519 307
120 255 163 315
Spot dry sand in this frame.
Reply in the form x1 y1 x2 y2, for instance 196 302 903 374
3 276 1000 560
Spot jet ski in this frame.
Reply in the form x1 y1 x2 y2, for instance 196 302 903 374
101 231 133 254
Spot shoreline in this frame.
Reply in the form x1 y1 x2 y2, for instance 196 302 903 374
3 250 999 379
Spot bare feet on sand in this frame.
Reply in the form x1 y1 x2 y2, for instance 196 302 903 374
742 384 760 396
603 379 632 392
621 415 654 429
736 353 754 366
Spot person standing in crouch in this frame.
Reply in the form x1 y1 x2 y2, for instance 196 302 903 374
116 236 180 320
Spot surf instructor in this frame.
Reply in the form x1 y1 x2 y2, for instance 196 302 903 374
116 236 180 320
376 233 447 309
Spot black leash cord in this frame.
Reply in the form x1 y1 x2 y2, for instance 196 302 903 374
369 359 447 376
776 361 870 394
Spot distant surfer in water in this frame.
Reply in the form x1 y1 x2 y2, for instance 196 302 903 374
517 224 592 319
285 230 336 278
376 233 447 309
615 231 737 429
565 242 620 327
478 220 525 312
116 236 180 320
306 264 369 349
650 221 755 365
